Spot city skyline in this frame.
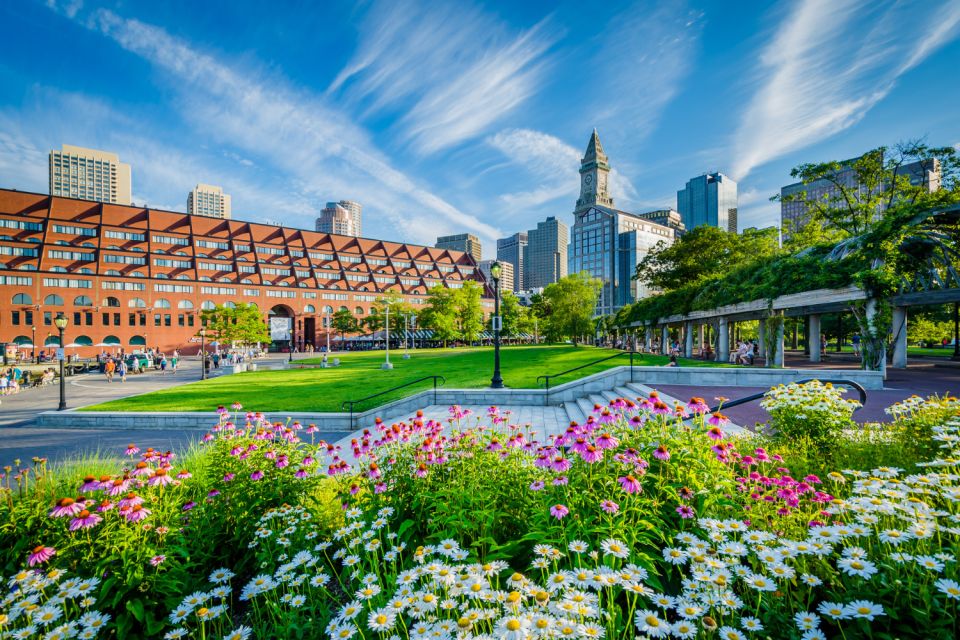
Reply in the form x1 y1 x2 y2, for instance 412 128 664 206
1 1 959 256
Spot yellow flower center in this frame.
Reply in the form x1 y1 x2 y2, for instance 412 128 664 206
506 620 522 631
645 616 659 627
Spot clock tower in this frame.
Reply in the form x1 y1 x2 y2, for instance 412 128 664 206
576 128 614 212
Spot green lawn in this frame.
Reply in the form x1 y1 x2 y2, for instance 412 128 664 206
828 345 958 358
82 345 718 413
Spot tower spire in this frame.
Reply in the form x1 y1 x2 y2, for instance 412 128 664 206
575 128 614 212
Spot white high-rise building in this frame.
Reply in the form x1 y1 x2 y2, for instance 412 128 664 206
187 184 232 219
478 259 514 293
316 200 362 237
49 144 132 205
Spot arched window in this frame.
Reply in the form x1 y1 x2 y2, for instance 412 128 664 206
323 305 334 314
224 301 237 309
102 335 121 346
178 300 194 309
105 270 121 276
18 265 37 271
355 306 364 315
199 276 212 282
44 335 61 347
155 273 169 279
73 295 93 306
12 335 32 346
176 275 190 280
128 297 146 308
241 278 252 284
154 299 171 309
78 268 93 274
81 242 95 248
339 306 349 312
304 304 316 314
201 300 216 310
12 293 32 305
44 294 64 306
104 297 120 307
50 266 67 273
129 335 147 346
129 271 145 278
73 335 93 346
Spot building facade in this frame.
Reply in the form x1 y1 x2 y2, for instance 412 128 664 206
477 259 514 293
315 202 359 237
436 234 482 263
780 155 941 237
187 184 232 219
496 231 527 292
634 209 686 235
0 189 488 355
676 172 738 233
569 130 677 316
49 145 132 206
524 217 568 290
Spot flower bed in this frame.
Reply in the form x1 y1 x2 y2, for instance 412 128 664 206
1 385 958 639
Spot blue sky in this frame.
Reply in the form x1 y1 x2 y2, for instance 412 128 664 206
1 0 959 258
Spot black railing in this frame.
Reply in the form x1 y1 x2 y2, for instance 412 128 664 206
537 350 636 394
707 378 868 414
341 375 446 428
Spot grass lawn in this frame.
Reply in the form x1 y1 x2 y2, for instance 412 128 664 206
831 345 957 358
82 345 719 413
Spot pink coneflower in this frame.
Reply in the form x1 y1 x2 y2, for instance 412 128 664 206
707 426 725 441
486 439 503 452
125 444 140 456
374 482 387 493
150 555 166 566
28 545 55 566
176 469 192 480
182 501 197 511
231 402 243 411
207 489 220 498
80 475 100 492
601 500 620 514
550 504 569 520
148 468 174 487
126 505 151 522
132 462 153 477
49 497 84 518
250 470 264 481
552 475 568 486
598 408 616 424
580 444 603 464
275 456 290 469
687 397 709 414
629 415 644 428
69 509 102 531
678 486 694 501
118 492 143 509
550 455 572 473
653 445 670 461
530 480 545 491
223 473 235 482
652 401 671 416
707 413 729 427
96 499 114 512
596 433 619 450
202 433 215 442
676 505 695 519
618 475 643 494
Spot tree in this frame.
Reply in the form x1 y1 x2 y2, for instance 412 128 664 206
455 281 484 343
331 309 358 344
498 291 531 338
541 272 602 344
201 303 270 347
635 225 780 291
421 286 460 347
365 295 411 340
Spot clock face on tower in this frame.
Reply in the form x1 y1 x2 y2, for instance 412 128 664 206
584 174 593 185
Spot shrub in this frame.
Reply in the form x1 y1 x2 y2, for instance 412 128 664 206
760 380 860 450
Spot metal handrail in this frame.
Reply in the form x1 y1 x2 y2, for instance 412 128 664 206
341 375 446 428
707 378 868 414
537 350 636 393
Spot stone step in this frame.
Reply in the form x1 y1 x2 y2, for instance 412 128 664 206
613 386 636 401
576 397 596 421
564 401 586 426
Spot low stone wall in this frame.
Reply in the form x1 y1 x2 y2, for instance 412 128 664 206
36 365 883 431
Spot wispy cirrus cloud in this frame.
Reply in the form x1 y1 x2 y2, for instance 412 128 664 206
66 6 504 245
329 0 559 156
732 0 960 179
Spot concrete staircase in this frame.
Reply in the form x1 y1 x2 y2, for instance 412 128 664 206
561 382 686 426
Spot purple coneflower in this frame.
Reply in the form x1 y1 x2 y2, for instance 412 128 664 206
118 492 143 509
552 476 568 486
707 412 729 427
550 456 572 473
176 469 192 480
132 462 153 477
223 473 235 482
530 480 545 491
79 475 100 492
69 509 102 531
250 470 265 481
601 500 619 514
294 468 309 479
28 545 55 566
596 433 619 450
148 468 174 487
618 475 643 494
97 499 114 512
182 501 197 511
580 445 603 464
207 489 221 498
653 445 671 461
126 505 151 522
125 443 140 456
687 397 709 414
550 504 569 520
49 497 84 518
676 505 695 519
150 555 166 566
652 401 671 416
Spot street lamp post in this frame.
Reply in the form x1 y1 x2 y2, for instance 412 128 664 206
402 313 411 359
31 325 37 364
54 313 68 411
953 302 960 361
490 262 504 389
381 303 393 370
200 326 207 381
326 313 331 354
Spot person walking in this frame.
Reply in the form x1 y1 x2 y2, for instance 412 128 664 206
171 353 178 374
852 333 861 357
160 355 168 375
116 358 127 383
104 357 116 383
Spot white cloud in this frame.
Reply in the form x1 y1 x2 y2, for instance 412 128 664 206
732 0 960 179
48 6 504 247
329 0 559 155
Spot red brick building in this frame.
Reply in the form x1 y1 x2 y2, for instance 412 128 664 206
0 189 490 356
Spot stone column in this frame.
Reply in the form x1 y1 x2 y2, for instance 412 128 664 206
684 321 694 358
758 319 766 358
717 317 729 363
809 314 821 363
645 325 653 352
661 325 670 356
892 306 908 369
774 316 785 367
865 298 887 377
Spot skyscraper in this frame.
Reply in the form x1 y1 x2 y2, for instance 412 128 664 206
436 234 482 262
478 259 514 293
496 231 527 292
568 130 677 315
187 184 232 219
525 217 568 289
316 200 361 237
676 172 738 233
48 144 132 205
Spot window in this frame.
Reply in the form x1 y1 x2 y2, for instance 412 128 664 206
12 293 31 305
102 281 145 291
103 254 145 265
233 243 251 252
154 314 161 327
367 258 388 266
242 288 259 297
355 306 364 315
256 245 285 255
198 261 233 271
302 292 317 299
304 304 316 313
44 294 64 305
196 239 229 250
48 250 95 261
152 234 189 245
178 300 194 309
164 314 171 326
323 305 334 314
52 224 95 236
11 310 20 325
309 252 334 261
200 286 236 295
201 300 216 310
0 245 39 257
2 218 43 231
105 230 145 241
0 276 33 286
266 290 296 298
154 284 194 293
325 293 350 300
102 312 110 326
262 267 290 276
73 295 93 306
154 299 171 309
154 258 193 268
238 265 256 273
128 298 147 308
339 254 362 263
